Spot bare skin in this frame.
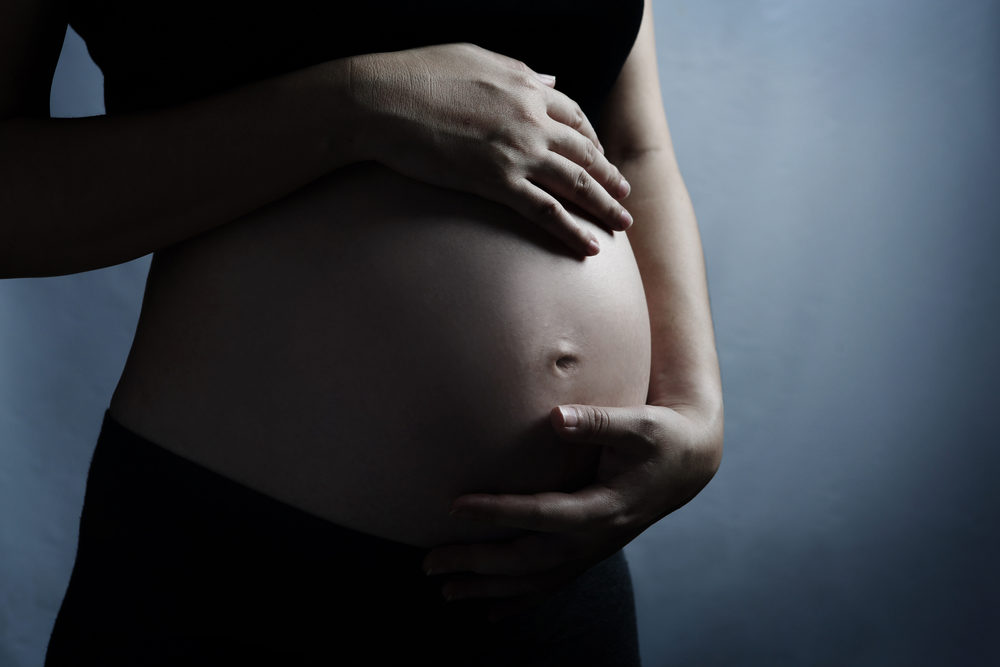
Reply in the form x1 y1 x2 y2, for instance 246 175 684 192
109 159 652 547
422 1 724 620
2 0 722 622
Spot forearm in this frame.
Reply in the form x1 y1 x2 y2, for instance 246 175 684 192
0 57 366 278
618 147 722 419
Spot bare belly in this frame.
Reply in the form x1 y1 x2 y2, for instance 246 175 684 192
109 160 651 548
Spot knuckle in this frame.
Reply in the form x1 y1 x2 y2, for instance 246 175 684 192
484 126 506 146
451 42 478 59
512 101 541 126
537 198 564 223
461 42 487 56
502 128 534 158
514 72 540 91
485 155 520 193
572 168 591 196
483 134 513 168
510 58 532 73
524 143 549 169
636 409 662 445
589 406 613 434
487 132 518 163
528 137 550 161
498 147 520 174
609 164 623 188
497 164 523 192
571 104 586 129
501 170 524 192
581 140 598 170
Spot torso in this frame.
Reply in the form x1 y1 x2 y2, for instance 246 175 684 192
70 0 650 548
110 161 651 547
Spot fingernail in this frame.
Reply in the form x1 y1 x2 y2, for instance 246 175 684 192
586 238 600 255
558 406 579 427
619 209 633 229
619 178 631 197
535 72 556 86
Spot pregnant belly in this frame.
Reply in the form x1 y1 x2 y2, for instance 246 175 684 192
110 161 651 548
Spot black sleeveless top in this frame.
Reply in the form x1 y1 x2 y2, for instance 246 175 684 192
67 0 644 128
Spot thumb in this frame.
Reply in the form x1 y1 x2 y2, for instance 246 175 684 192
551 404 652 447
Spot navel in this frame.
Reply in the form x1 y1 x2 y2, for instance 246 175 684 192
549 339 583 375
554 354 580 371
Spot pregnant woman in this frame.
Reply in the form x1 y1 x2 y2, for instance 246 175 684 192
2 0 723 664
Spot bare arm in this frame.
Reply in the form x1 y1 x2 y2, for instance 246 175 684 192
2 2 635 279
601 0 723 435
0 0 366 278
418 2 724 616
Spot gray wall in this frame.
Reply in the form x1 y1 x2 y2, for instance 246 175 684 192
2 1 997 664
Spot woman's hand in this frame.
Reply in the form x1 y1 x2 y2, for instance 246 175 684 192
348 43 633 256
421 401 723 622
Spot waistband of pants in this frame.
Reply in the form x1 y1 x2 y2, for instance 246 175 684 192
47 408 640 666
84 408 429 566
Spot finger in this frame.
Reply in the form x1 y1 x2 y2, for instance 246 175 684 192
450 487 621 533
528 150 633 234
505 177 601 256
547 120 631 202
422 534 565 576
544 89 604 154
552 404 661 452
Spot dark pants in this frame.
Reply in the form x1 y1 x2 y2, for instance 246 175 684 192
46 410 641 666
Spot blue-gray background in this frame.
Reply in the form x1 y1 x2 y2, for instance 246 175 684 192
2 0 998 664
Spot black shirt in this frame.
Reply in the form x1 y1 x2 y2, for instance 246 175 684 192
67 0 644 127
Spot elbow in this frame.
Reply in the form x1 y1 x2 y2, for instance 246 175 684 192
689 396 725 494
703 398 725 480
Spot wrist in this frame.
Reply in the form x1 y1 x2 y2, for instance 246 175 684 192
295 53 386 168
341 51 401 165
